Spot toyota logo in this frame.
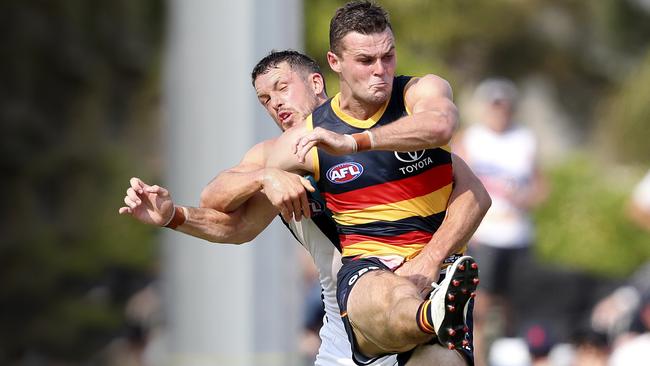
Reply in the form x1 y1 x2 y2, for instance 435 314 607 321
394 150 426 163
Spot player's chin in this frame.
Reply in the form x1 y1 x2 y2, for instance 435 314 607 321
282 119 297 130
367 91 390 104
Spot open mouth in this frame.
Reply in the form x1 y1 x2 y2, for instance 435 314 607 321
278 110 293 123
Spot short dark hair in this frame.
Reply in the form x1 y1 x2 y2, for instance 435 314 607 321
329 1 392 56
251 50 323 87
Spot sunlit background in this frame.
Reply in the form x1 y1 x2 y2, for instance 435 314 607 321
2 0 650 365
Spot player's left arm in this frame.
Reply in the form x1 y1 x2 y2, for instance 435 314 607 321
371 74 459 151
395 153 491 296
294 74 458 161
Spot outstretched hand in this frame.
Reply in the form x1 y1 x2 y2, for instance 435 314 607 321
118 177 175 226
261 169 315 222
294 127 357 163
394 254 441 299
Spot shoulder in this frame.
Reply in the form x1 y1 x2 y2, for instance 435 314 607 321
405 74 453 99
243 138 279 165
237 138 277 166
277 121 310 143
265 121 315 174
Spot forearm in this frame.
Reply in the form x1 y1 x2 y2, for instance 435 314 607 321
200 168 265 212
422 189 489 264
365 75 458 152
175 195 278 244
369 109 456 152
420 157 491 263
173 206 245 244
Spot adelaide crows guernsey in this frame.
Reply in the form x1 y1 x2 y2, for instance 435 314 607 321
307 76 455 266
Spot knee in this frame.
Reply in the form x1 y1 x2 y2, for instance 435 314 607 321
349 271 414 319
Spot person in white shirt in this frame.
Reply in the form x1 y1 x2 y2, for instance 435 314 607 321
455 77 548 366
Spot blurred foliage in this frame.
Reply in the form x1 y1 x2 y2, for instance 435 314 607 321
0 0 164 362
595 50 650 165
535 155 650 277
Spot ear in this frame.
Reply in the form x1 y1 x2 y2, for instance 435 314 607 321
327 51 341 73
310 73 325 95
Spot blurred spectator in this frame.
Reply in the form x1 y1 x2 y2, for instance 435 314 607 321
91 281 164 366
569 327 609 366
627 170 650 231
524 324 554 366
590 263 650 342
488 337 531 366
587 171 650 365
591 171 650 341
455 77 548 366
608 294 650 365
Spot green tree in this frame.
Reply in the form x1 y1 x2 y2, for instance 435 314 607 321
1 0 164 361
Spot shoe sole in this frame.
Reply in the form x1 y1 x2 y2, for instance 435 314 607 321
434 256 479 350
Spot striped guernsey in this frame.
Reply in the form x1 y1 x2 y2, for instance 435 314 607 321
307 76 455 263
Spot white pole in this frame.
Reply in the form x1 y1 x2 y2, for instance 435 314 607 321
163 0 303 365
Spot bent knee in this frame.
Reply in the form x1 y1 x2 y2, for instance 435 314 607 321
348 271 419 312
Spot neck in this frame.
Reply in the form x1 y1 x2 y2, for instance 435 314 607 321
337 92 383 120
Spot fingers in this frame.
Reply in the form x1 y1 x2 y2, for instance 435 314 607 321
126 187 142 204
296 141 317 164
275 191 308 222
130 177 147 194
146 184 170 197
118 206 132 215
299 189 311 219
124 194 139 209
290 194 303 222
278 202 292 223
299 177 315 193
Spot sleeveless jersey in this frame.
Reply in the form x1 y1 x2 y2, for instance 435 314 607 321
307 76 455 265
282 179 398 366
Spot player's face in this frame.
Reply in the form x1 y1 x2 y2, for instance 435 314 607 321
330 28 396 106
254 62 321 131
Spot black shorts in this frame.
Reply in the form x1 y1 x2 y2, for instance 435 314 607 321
337 256 475 366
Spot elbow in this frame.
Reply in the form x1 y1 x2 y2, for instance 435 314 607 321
227 228 257 244
228 218 258 244
199 187 212 208
434 123 454 146
222 237 250 245
204 228 251 245
478 186 492 216
426 111 456 146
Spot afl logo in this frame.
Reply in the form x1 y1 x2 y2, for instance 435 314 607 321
394 150 426 163
326 162 364 184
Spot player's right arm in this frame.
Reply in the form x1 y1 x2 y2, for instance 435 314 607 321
200 140 315 222
119 177 277 244
179 193 278 244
